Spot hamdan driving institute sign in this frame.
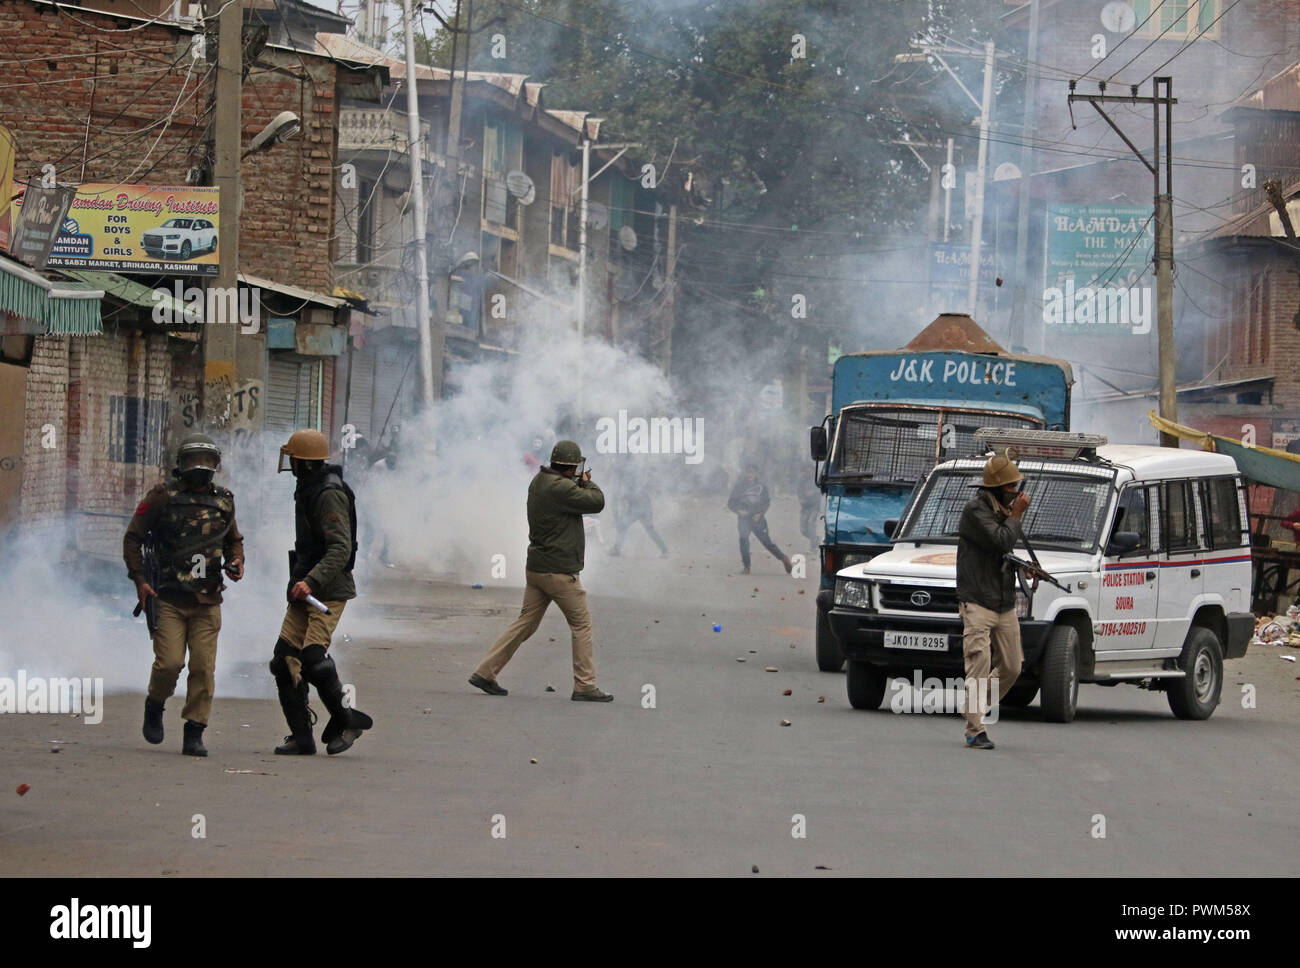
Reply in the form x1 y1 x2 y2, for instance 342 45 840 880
12 183 221 276
1042 203 1154 335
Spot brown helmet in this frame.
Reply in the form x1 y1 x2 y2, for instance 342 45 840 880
278 428 331 472
982 451 1023 488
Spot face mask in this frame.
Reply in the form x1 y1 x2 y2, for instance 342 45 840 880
180 467 215 487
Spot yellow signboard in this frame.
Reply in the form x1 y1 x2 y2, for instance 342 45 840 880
0 126 15 252
13 183 221 276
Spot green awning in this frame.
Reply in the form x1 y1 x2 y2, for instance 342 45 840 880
56 269 201 324
0 255 105 334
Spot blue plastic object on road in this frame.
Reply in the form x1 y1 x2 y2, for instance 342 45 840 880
713 623 722 632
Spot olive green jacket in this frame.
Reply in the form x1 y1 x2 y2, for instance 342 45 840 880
294 482 357 602
525 467 605 574
956 489 1023 613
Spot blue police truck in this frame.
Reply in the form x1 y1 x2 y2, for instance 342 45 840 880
809 314 1074 671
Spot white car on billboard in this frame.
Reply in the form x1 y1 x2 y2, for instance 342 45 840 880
141 217 217 261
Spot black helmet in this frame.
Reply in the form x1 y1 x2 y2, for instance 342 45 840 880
176 432 221 467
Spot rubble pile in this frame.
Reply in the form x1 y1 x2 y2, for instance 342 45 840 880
1251 605 1300 648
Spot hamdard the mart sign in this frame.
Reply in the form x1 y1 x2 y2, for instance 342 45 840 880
11 183 221 276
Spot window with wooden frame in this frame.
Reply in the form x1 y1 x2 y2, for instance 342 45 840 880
482 117 522 236
1133 1 1221 40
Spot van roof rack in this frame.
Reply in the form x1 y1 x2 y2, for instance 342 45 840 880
974 428 1108 462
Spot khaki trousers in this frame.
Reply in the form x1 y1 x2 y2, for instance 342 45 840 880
475 570 597 690
148 596 221 725
959 601 1022 738
277 600 347 685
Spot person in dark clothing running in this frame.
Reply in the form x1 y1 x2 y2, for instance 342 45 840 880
609 470 668 558
727 464 792 576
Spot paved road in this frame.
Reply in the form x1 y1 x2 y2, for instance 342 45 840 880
3 495 1297 876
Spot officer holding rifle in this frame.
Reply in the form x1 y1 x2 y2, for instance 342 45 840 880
956 450 1031 750
124 433 244 757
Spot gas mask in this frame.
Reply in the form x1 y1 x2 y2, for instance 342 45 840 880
179 467 215 487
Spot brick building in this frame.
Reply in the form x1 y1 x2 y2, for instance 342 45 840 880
0 0 382 559
991 0 1300 391
314 32 668 447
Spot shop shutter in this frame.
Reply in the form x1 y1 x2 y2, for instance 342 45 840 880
266 356 321 434
343 347 376 440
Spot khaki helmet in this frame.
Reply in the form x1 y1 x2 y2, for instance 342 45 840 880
278 428 331 473
550 440 584 466
176 432 221 468
982 450 1023 488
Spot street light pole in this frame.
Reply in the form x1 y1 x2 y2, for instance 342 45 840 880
966 40 996 315
401 0 437 410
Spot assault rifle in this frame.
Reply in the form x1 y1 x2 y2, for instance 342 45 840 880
131 542 161 635
1004 552 1072 594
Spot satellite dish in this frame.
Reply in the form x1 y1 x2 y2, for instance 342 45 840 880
586 201 608 230
1100 1 1136 33
506 170 535 205
619 225 637 251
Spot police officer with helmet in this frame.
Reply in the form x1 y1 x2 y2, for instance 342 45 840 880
123 432 244 757
269 428 373 755
469 440 613 701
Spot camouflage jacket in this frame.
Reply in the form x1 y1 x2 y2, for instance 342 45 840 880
123 480 244 605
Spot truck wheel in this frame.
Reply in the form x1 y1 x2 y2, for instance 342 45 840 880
846 661 887 710
1001 679 1038 708
1167 627 1223 720
1040 624 1079 723
815 609 844 672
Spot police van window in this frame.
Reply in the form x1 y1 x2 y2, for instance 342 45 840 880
1146 484 1163 553
1111 486 1150 553
1164 479 1202 552
1207 476 1245 549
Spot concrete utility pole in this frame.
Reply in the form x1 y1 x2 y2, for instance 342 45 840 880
578 137 590 341
896 41 997 313
1068 77 1179 446
662 201 677 375
402 0 437 408
966 40 996 315
204 0 242 427
1008 0 1039 350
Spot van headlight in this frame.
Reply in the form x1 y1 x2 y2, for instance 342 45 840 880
835 579 870 609
1015 591 1030 618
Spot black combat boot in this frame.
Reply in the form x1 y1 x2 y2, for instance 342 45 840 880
182 720 207 757
142 697 165 745
274 679 316 755
303 650 373 755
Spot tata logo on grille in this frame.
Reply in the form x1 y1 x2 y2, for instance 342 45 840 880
910 590 932 607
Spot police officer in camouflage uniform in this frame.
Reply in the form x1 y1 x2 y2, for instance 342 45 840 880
123 433 244 757
270 428 373 756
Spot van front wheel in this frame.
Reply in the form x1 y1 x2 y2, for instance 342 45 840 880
846 661 887 710
1167 627 1223 720
1040 624 1079 723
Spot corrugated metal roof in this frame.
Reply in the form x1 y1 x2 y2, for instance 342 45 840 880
1203 178 1300 239
1228 61 1300 114
240 272 347 309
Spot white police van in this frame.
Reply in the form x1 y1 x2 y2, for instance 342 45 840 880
828 429 1254 722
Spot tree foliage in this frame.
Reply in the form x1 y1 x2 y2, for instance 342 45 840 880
419 0 1008 381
